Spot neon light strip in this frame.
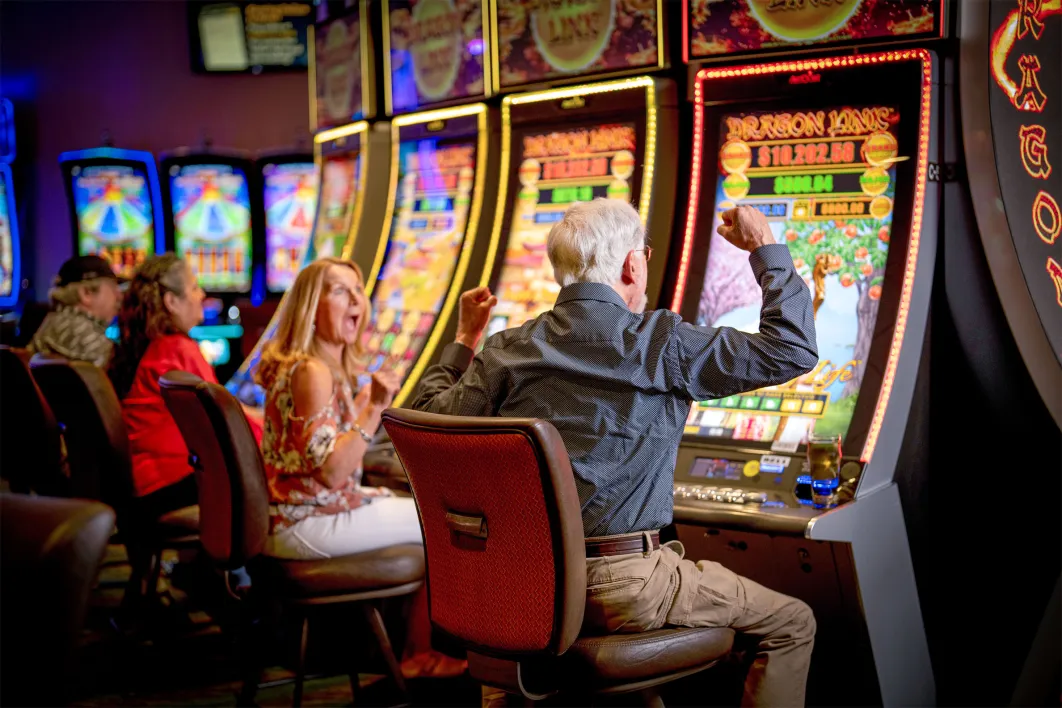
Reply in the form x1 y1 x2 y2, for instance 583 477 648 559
58 146 166 256
364 103 488 408
672 49 933 463
0 163 21 308
479 76 659 288
314 120 368 145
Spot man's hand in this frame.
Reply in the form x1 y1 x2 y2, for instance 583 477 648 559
717 206 777 252
455 286 498 350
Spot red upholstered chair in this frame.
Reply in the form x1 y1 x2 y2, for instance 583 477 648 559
0 346 66 496
0 493 116 706
382 409 735 704
28 356 199 608
158 371 425 707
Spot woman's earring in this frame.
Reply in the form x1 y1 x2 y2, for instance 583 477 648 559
311 323 316 333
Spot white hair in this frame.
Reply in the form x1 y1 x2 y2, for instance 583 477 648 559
547 198 645 287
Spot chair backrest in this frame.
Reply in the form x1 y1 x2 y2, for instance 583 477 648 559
382 408 586 659
0 346 66 496
29 356 134 507
0 493 115 706
159 371 269 568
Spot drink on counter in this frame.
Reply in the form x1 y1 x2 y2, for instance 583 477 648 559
807 434 842 508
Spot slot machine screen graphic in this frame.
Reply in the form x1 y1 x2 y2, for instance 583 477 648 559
313 152 360 260
170 164 253 292
72 165 156 279
686 105 899 448
488 122 637 336
0 172 12 299
362 138 477 381
264 162 319 292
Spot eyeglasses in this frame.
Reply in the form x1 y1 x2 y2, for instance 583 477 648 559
633 246 653 263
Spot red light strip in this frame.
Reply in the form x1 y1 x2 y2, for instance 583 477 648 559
672 49 934 463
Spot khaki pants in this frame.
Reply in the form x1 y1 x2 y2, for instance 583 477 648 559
584 540 816 707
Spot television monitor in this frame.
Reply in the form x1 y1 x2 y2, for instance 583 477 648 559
262 160 319 293
169 163 254 293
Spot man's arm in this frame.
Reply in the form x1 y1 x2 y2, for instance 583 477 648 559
408 342 496 416
408 286 499 416
671 243 818 401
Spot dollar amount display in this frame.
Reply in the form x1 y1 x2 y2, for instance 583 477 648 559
551 185 595 203
774 174 833 195
757 141 857 168
815 200 868 216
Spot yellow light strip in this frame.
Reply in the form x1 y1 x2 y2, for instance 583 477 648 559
308 24 318 133
315 120 369 145
655 0 666 69
671 49 933 462
390 105 490 408
479 77 659 288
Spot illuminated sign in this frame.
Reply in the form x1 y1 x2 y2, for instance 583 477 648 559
386 0 488 114
989 0 1062 361
684 0 943 61
494 0 663 89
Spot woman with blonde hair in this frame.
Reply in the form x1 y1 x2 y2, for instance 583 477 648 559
256 257 418 559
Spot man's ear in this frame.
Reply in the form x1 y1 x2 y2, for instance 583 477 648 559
77 284 94 307
620 251 637 285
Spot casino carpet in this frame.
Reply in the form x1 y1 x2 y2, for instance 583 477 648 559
70 544 482 707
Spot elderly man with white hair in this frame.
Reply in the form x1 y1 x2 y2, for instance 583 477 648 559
412 199 819 706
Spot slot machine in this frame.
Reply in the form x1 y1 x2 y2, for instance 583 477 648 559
59 146 165 280
0 98 22 311
160 149 258 380
226 0 390 406
665 2 946 704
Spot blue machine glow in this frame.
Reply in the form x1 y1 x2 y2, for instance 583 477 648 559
0 163 22 308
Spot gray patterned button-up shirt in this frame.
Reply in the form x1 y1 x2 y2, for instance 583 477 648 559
28 305 113 367
410 244 818 537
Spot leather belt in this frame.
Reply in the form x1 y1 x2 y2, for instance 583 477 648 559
585 531 660 558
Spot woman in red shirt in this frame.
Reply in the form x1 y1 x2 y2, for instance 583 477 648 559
109 253 262 520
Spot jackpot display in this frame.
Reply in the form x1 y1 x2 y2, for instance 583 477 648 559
264 161 319 292
169 164 253 292
312 152 361 260
362 138 477 380
685 104 901 447
488 122 638 335
71 164 157 279
685 0 943 60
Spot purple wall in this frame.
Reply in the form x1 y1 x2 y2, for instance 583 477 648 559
0 0 311 301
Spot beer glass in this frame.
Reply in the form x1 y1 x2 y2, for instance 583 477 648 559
807 434 842 508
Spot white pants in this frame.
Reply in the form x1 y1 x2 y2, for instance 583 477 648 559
264 497 423 559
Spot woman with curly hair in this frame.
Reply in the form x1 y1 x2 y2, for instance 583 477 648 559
110 253 262 519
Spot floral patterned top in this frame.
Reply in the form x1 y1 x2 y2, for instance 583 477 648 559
261 359 390 532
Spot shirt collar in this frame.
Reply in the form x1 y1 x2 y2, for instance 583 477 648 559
555 282 631 309
56 304 109 330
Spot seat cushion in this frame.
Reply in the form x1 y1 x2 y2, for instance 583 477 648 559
269 543 425 599
561 627 735 684
155 505 200 542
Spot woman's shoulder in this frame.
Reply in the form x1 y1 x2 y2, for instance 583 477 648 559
289 356 334 390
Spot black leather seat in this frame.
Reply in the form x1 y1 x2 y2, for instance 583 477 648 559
0 345 66 496
0 493 116 706
383 409 735 704
159 371 424 707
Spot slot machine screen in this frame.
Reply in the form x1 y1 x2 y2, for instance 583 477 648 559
685 104 901 448
264 161 319 292
361 137 477 381
170 164 253 292
72 164 156 279
488 122 638 336
0 170 13 300
312 151 360 260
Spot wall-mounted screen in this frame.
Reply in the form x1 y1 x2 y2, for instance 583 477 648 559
189 1 313 72
685 0 943 61
387 0 487 114
170 164 253 293
495 0 662 89
315 7 366 129
264 161 319 292
72 164 156 279
685 103 901 447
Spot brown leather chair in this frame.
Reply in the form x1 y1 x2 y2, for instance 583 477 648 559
28 356 199 606
0 493 116 706
158 371 425 706
0 345 67 496
382 409 735 704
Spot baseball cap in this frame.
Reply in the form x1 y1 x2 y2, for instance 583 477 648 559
55 255 127 287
